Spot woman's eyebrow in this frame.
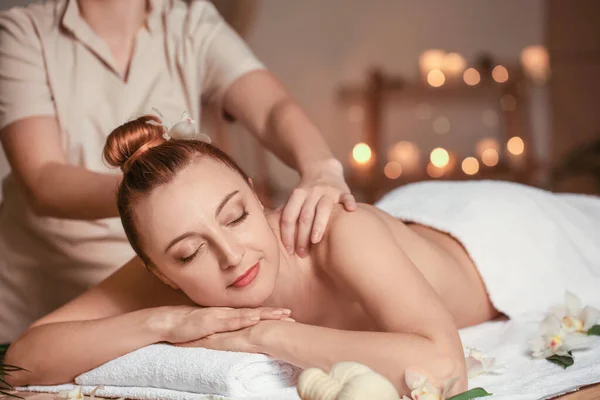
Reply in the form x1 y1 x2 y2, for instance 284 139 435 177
215 190 239 217
164 190 239 253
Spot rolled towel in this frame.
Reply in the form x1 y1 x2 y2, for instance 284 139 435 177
75 344 301 397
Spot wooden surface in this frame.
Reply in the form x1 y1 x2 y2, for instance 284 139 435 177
2 383 600 399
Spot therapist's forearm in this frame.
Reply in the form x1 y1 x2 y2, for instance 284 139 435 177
224 71 337 175
32 162 121 220
261 96 336 174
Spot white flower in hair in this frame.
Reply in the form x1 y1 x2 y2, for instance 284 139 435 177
149 108 212 143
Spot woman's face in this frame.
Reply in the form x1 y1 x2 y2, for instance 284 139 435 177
133 157 281 307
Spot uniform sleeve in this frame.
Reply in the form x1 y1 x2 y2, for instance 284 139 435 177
0 9 55 131
188 1 266 108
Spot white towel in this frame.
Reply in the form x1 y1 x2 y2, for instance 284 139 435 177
375 180 600 319
459 317 600 400
21 320 600 400
19 383 301 400
20 344 301 400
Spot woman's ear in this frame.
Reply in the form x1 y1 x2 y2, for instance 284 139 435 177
148 264 180 290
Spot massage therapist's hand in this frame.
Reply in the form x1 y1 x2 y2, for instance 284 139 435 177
162 305 292 345
177 319 295 353
281 159 357 257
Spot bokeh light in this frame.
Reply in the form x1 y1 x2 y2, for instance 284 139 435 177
427 162 445 178
481 148 499 167
462 157 480 175
507 136 525 155
500 95 517 111
463 68 481 86
492 65 509 83
352 143 372 164
427 69 446 87
388 141 421 172
384 161 403 179
430 147 450 168
433 117 451 134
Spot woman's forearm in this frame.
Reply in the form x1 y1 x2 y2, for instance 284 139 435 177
32 162 121 219
4 307 170 386
254 321 466 395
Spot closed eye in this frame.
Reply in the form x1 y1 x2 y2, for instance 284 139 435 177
228 210 249 227
180 244 204 264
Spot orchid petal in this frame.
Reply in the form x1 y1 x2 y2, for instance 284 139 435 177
467 348 484 359
563 333 595 351
405 370 426 390
582 306 600 330
529 336 547 355
465 357 485 378
482 358 496 371
90 385 104 400
538 314 562 335
565 291 583 317
441 376 459 398
550 305 567 319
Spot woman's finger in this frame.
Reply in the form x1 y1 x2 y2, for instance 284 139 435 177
211 316 261 335
218 307 291 321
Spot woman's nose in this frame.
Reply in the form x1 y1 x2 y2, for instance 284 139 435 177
217 234 245 269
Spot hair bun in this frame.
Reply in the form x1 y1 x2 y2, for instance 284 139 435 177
103 115 165 171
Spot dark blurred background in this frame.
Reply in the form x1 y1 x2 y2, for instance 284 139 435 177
2 0 599 206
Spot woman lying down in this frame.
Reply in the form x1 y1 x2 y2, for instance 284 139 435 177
6 115 600 398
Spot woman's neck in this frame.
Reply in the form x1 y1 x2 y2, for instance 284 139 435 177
77 0 148 44
262 210 326 321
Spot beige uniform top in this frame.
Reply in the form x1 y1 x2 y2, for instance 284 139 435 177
0 0 264 342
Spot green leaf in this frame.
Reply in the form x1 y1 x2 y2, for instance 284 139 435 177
0 389 24 399
0 375 14 389
1 364 28 373
447 387 493 400
587 325 600 336
546 353 574 369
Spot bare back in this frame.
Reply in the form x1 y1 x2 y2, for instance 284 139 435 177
355 204 499 328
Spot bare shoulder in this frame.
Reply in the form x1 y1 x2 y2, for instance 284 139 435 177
32 257 193 327
312 203 398 271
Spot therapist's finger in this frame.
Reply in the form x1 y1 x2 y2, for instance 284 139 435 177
340 192 357 211
295 194 322 257
280 188 307 254
310 195 335 245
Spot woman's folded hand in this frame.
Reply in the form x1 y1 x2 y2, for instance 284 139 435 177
160 305 292 345
175 317 295 353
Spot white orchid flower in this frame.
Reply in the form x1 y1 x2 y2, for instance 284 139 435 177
56 386 84 400
529 314 593 359
402 371 458 400
464 348 505 378
550 291 600 334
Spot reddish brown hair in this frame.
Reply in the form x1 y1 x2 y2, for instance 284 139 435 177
103 115 251 267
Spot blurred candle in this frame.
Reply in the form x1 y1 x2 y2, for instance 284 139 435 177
442 52 467 78
492 65 509 83
463 68 481 86
427 69 446 87
521 45 550 84
462 157 480 176
419 49 446 80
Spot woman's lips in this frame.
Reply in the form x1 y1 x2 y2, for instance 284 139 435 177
229 262 260 288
